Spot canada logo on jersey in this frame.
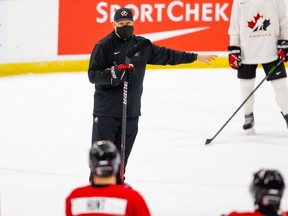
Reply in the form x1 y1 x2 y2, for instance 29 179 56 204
248 13 271 32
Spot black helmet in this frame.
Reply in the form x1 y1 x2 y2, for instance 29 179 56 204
250 169 285 207
89 140 120 177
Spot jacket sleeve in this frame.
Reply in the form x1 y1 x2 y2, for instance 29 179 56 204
146 43 197 65
228 0 240 46
88 42 113 85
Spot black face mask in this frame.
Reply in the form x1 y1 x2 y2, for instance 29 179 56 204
116 26 134 40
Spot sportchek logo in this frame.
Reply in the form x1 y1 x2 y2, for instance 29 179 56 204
96 2 229 23
248 13 271 32
58 0 232 55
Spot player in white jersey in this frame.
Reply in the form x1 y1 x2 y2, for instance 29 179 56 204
228 0 288 132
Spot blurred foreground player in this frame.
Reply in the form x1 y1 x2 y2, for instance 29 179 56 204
66 140 151 216
222 169 287 216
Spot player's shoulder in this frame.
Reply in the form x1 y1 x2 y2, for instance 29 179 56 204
67 185 91 199
134 35 146 41
113 183 135 191
113 183 142 195
96 31 115 46
69 185 92 194
132 35 151 46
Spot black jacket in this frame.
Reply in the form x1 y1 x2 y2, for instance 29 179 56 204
88 31 197 118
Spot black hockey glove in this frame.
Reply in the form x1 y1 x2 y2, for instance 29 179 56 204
277 40 288 62
109 64 134 85
228 46 241 70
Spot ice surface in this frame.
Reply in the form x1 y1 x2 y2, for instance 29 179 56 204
0 69 288 216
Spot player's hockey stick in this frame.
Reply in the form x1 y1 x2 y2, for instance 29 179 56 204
120 39 151 182
205 58 283 145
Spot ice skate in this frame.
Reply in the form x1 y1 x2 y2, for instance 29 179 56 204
243 113 255 134
281 112 288 128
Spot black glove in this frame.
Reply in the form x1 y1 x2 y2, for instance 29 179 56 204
277 40 288 62
228 46 241 70
109 64 134 85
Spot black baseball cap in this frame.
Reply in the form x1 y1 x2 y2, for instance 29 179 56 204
114 8 134 22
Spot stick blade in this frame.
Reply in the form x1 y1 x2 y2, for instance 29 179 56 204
205 138 213 145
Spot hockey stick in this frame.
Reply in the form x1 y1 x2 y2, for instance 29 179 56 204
205 58 283 145
120 39 151 182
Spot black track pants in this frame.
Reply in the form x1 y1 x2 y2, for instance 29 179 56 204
91 116 139 182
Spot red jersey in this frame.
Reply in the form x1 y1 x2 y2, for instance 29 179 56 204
65 184 151 216
223 211 288 216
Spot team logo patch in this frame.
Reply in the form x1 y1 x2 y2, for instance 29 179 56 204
248 13 270 32
121 10 128 17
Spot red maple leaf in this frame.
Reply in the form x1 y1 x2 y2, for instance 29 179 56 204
248 13 262 29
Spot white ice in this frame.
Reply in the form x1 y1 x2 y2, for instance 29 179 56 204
0 68 288 216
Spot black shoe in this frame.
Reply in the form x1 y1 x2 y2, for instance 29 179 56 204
243 113 254 130
281 112 288 128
